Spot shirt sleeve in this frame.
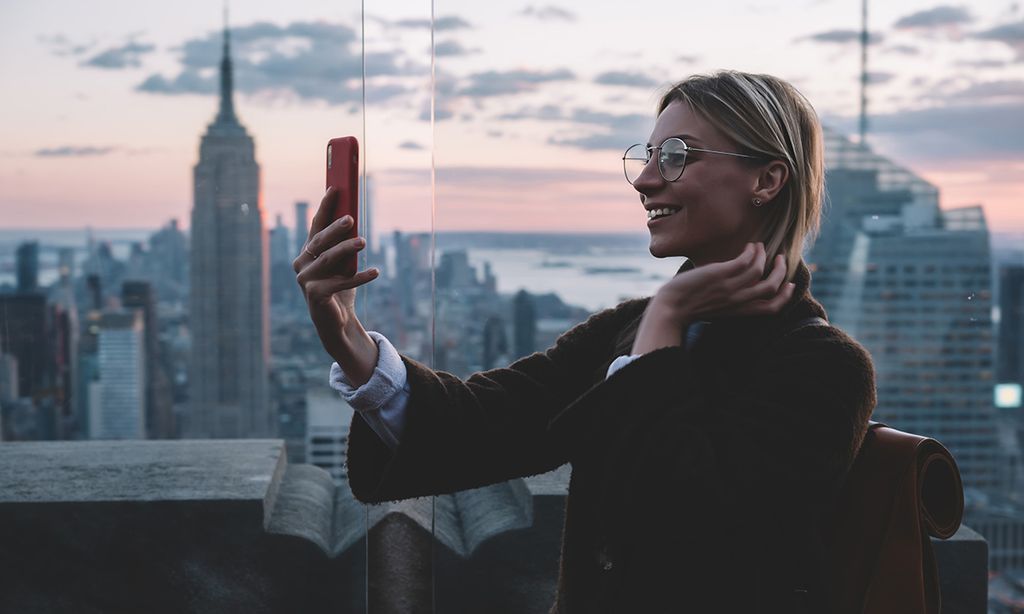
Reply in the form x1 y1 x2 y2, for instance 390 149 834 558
345 298 653 504
329 330 411 450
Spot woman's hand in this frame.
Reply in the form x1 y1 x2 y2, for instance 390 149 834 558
293 186 380 363
659 242 795 324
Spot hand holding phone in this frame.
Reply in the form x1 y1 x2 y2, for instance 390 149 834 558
293 135 380 369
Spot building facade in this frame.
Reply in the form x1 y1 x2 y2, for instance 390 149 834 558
808 129 1003 494
187 23 271 438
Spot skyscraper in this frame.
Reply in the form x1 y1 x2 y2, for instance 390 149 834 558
123 281 175 439
187 19 271 438
269 214 294 308
294 201 309 257
808 128 1002 493
93 310 146 440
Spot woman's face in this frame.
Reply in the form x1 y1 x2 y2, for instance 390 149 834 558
632 99 768 266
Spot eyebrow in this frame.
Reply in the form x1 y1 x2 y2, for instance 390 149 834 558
647 134 707 147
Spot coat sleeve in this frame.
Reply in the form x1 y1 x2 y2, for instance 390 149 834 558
547 323 877 543
345 298 649 503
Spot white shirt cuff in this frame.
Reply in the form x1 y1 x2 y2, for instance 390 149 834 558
329 330 408 411
606 354 643 379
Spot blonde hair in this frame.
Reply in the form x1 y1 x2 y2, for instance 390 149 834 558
658 70 825 284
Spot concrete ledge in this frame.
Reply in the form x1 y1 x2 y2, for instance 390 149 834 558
0 440 988 614
931 524 989 614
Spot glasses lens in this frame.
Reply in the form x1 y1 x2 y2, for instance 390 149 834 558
623 143 649 184
659 138 687 182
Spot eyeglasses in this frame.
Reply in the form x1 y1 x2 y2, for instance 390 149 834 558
622 137 765 185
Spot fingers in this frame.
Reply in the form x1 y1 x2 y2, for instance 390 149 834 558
298 234 366 283
307 186 339 245
303 268 379 303
293 213 353 273
733 251 792 306
309 214 355 259
725 242 767 288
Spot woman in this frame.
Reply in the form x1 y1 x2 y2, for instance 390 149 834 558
293 70 877 613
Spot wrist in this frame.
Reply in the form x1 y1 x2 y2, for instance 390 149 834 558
631 295 688 355
653 289 692 328
331 317 378 387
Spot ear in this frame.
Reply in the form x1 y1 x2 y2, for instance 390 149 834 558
751 160 789 205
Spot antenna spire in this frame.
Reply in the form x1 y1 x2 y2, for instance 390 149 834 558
216 1 238 124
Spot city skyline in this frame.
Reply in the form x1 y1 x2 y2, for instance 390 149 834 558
2 0 1023 233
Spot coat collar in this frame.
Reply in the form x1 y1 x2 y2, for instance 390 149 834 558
672 257 828 354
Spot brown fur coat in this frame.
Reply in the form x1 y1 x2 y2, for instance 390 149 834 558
346 258 877 613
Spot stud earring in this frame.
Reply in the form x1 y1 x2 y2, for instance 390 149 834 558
753 198 763 207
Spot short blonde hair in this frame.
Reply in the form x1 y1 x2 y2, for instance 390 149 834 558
659 70 825 283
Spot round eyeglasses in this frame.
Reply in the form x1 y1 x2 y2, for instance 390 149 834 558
622 137 765 185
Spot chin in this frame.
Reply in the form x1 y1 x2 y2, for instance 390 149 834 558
647 239 680 259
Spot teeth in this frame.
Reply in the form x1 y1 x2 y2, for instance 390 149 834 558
648 208 680 220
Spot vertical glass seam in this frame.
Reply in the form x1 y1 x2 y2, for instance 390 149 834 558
429 0 438 611
360 1 368 612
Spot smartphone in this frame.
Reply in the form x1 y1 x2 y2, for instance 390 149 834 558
326 136 359 278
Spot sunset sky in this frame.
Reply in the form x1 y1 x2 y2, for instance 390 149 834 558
2 0 1022 237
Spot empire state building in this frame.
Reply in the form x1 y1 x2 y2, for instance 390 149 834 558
187 23 271 438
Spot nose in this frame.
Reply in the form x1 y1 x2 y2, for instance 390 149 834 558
632 154 664 200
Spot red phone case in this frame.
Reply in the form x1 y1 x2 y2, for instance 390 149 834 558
326 136 359 277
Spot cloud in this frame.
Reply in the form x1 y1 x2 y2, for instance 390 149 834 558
458 68 575 97
82 41 156 69
496 104 565 121
973 20 1024 59
548 108 653 151
954 58 1008 68
34 146 115 157
884 44 921 55
419 102 456 122
948 79 1024 103
893 6 973 29
137 20 413 106
392 16 472 30
490 105 655 150
435 40 475 57
865 102 1024 157
399 141 425 150
867 71 895 84
385 166 610 187
38 33 93 57
594 71 658 88
518 5 577 22
798 29 884 44
137 70 215 95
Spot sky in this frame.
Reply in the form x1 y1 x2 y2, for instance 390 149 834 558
1 0 1022 238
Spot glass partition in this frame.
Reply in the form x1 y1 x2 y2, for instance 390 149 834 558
3 0 1023 611
429 1 667 611
0 2 369 610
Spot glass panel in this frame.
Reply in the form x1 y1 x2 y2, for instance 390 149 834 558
430 1 664 611
422 0 1023 610
0 2 367 611
356 1 436 611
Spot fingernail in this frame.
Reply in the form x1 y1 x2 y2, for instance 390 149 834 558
342 215 352 224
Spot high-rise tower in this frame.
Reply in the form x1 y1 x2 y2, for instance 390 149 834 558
807 129 1002 494
187 16 271 438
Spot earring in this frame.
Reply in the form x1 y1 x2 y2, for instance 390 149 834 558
753 198 763 207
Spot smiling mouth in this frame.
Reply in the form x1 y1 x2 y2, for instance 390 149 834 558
647 207 682 221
